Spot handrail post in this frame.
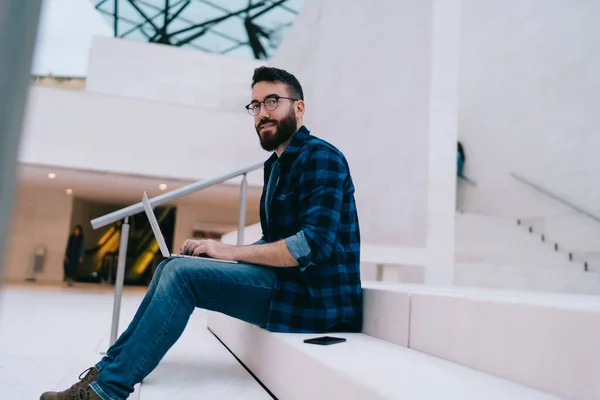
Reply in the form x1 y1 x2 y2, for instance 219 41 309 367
110 217 130 346
237 173 248 245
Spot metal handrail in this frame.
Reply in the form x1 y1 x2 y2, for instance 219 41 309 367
92 161 264 346
91 161 264 229
510 172 600 225
512 172 600 272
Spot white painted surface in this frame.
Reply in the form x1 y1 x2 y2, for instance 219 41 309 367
458 0 600 218
357 283 600 398
86 37 263 113
520 213 600 255
454 213 600 294
425 0 461 285
410 290 600 400
368 213 600 294
208 312 564 400
17 163 263 208
362 285 411 347
19 86 265 186
172 203 260 251
3 185 73 283
221 222 262 245
359 282 600 309
0 284 270 400
273 0 434 247
0 284 144 399
140 309 270 400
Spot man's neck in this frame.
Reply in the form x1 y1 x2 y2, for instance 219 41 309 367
275 137 293 157
274 123 302 157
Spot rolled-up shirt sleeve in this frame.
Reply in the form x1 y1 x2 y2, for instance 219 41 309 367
285 230 312 270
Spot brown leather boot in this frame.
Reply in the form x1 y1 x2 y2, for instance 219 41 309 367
74 388 102 400
40 367 99 399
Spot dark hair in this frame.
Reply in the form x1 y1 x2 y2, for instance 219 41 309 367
251 66 304 101
457 141 465 161
74 225 84 233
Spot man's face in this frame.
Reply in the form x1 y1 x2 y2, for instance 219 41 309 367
251 81 301 152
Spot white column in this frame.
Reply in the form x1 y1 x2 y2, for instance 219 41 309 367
425 0 461 285
0 1 43 283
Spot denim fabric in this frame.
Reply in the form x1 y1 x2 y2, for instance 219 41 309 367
90 257 276 400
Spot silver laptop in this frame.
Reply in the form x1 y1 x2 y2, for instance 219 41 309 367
142 192 238 264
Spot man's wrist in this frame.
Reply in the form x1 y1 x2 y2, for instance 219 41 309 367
231 245 247 261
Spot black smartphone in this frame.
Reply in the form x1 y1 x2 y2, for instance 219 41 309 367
303 336 346 346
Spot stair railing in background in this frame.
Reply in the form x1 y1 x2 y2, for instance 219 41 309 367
512 172 600 272
511 173 600 224
91 161 263 346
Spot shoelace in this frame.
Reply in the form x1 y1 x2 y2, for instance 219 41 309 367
68 367 96 395
78 367 95 382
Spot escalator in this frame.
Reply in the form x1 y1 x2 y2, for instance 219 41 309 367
76 206 176 286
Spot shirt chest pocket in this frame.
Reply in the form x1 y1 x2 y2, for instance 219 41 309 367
271 188 299 229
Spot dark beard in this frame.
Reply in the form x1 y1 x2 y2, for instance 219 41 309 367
256 109 298 152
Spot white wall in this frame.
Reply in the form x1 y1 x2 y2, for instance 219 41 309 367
173 204 260 251
86 37 263 113
272 0 436 247
458 0 600 218
19 86 265 186
4 185 73 282
522 212 600 255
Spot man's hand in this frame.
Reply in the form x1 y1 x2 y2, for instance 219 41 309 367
180 239 236 261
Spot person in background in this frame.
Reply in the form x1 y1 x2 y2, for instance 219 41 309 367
64 225 85 287
457 141 466 178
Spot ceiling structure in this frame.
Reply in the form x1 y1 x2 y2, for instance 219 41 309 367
90 0 305 59
17 163 262 209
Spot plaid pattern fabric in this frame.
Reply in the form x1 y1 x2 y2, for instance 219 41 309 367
260 126 362 333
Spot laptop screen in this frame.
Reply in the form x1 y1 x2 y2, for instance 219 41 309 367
141 192 171 258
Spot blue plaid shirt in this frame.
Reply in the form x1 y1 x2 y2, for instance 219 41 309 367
259 126 362 333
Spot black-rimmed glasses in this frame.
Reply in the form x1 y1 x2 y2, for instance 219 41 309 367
245 96 299 116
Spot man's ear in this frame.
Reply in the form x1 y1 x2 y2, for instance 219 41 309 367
296 100 306 118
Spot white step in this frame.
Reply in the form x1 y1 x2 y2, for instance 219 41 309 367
455 213 576 270
455 262 600 294
140 310 271 400
368 262 600 294
362 283 600 400
207 312 563 400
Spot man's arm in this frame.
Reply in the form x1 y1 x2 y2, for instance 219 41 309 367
180 238 298 267
233 240 298 267
181 146 346 268
242 146 346 270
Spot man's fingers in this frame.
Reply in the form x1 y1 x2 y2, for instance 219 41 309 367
191 242 206 256
180 239 211 255
181 239 195 255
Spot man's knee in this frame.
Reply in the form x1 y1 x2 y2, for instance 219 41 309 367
156 258 209 285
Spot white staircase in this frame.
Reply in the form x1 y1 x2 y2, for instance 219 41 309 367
455 213 600 294
206 283 600 400
225 217 600 294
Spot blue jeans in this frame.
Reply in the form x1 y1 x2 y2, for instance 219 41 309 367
89 257 277 400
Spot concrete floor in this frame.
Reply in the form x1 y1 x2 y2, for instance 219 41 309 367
0 282 270 399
